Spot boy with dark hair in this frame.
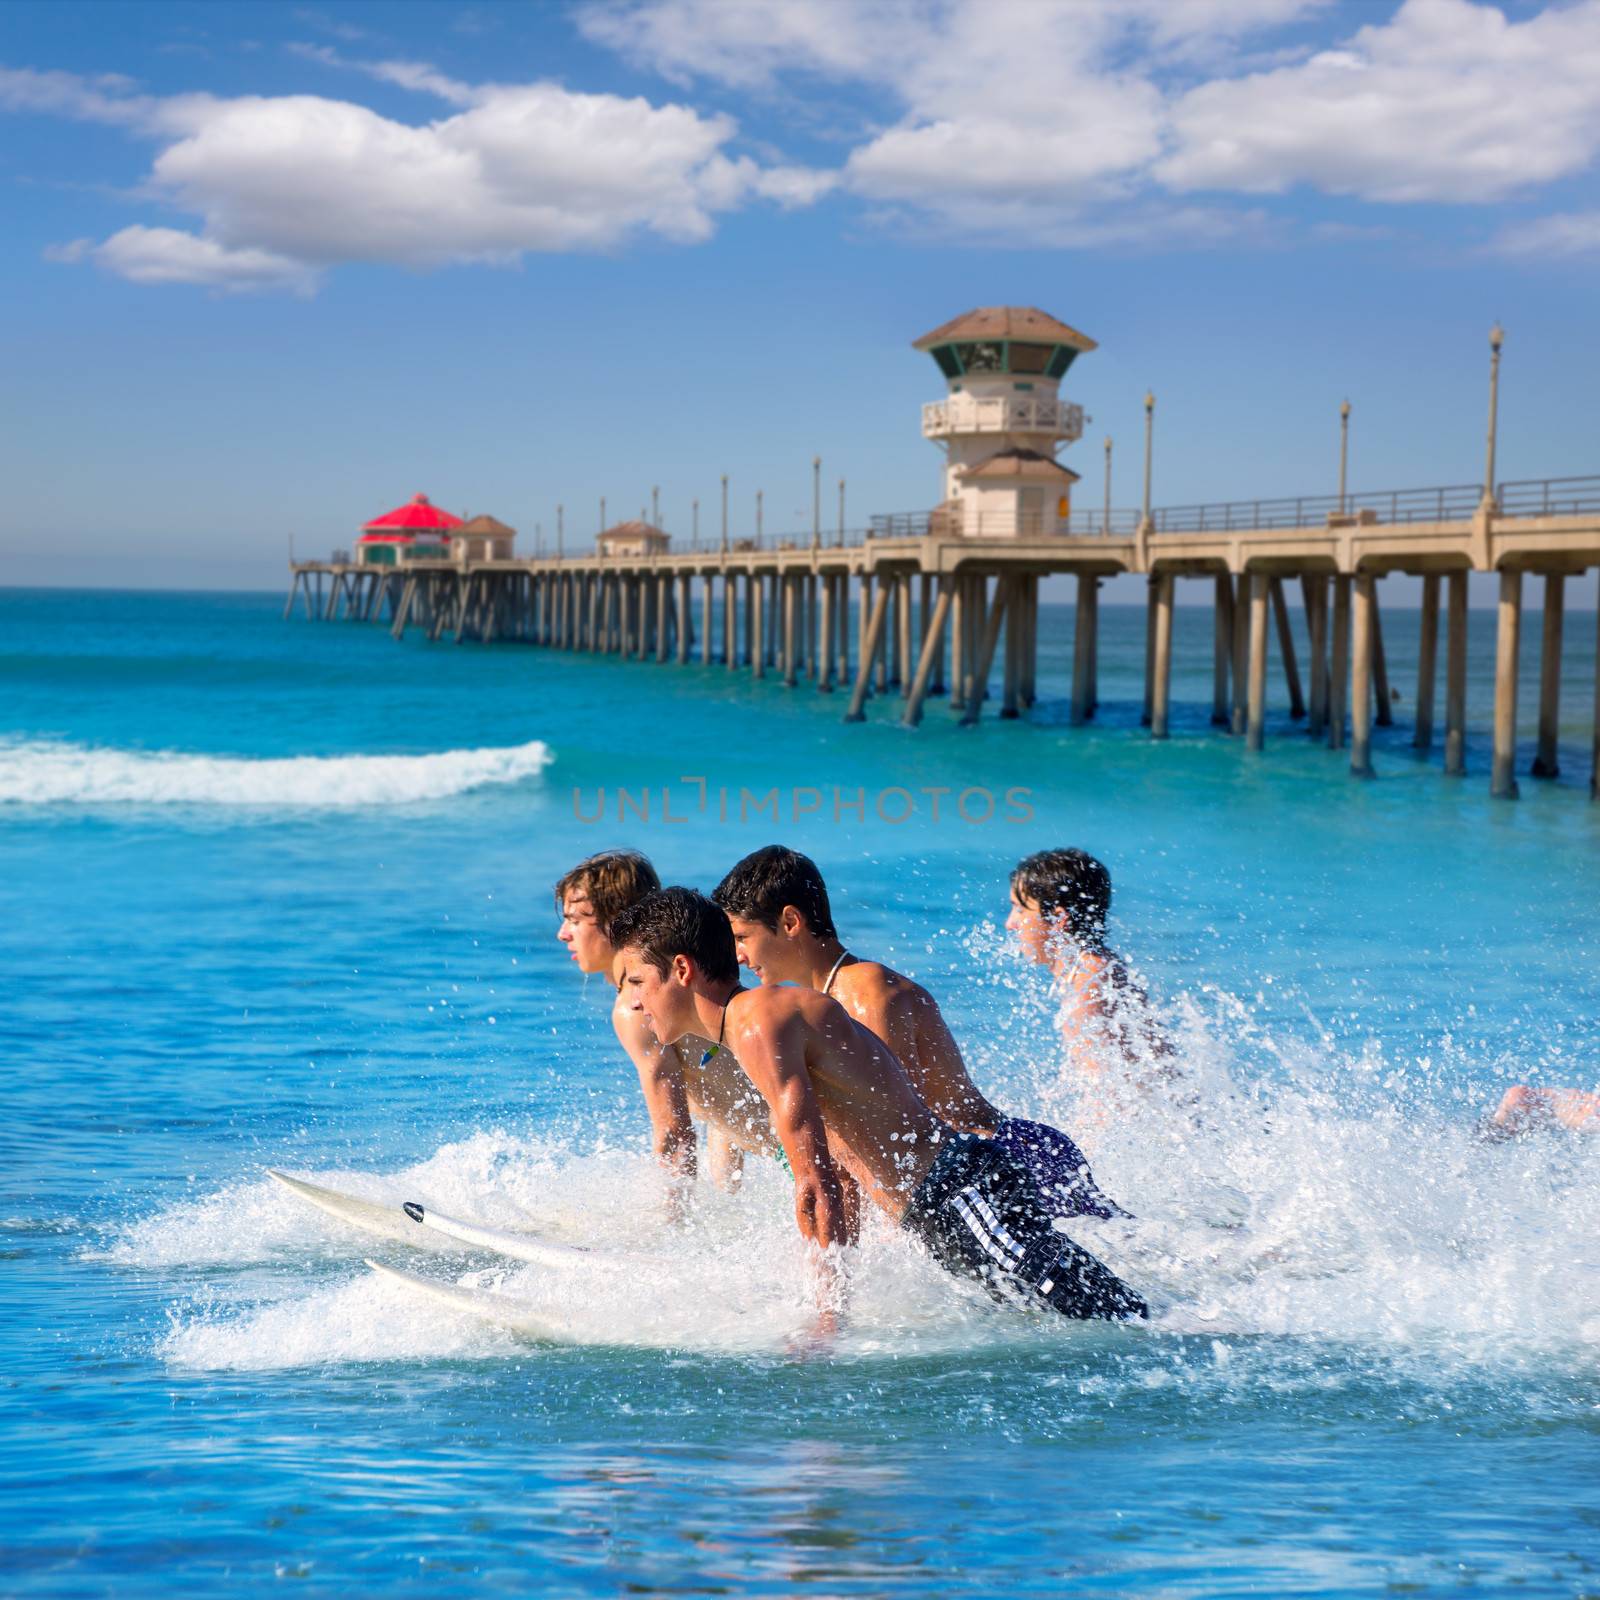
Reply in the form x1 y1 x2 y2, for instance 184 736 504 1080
610 886 1147 1323
713 845 1129 1221
1006 847 1174 1088
554 850 779 1195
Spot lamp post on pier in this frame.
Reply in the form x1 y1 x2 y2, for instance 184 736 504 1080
838 478 845 546
692 499 699 551
720 475 729 556
1482 322 1505 511
1103 436 1113 533
812 456 821 552
556 504 563 560
1339 400 1351 514
1141 393 1155 531
651 485 659 528
756 489 763 543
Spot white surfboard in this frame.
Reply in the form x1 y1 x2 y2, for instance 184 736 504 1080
398 1200 645 1273
268 1169 454 1251
365 1258 578 1343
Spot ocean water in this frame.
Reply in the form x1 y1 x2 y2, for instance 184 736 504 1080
2 584 1597 1598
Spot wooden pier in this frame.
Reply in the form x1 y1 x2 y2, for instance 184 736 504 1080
286 474 1600 800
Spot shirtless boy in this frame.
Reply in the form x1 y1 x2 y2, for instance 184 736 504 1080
1006 847 1174 1097
554 850 779 1193
712 845 1129 1221
610 886 1147 1322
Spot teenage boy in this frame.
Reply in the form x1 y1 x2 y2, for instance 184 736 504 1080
1006 847 1175 1093
610 886 1147 1322
554 850 779 1193
712 845 1129 1221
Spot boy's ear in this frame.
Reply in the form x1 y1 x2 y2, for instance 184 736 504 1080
779 904 805 938
671 952 694 986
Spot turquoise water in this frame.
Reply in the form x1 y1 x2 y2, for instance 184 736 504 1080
2 585 1598 1597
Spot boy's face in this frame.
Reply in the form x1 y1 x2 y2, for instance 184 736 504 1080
616 945 692 1043
557 890 613 975
726 914 800 985
1006 886 1062 967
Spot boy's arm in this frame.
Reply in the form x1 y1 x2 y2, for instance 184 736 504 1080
612 1001 697 1181
728 1005 848 1249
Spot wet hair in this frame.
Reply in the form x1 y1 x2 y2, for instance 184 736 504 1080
712 845 838 941
553 850 660 931
1010 848 1112 945
608 887 739 985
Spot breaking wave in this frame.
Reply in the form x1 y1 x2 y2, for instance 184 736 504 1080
0 738 553 807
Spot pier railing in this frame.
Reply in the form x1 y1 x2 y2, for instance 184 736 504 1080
1150 484 1483 533
868 507 1139 540
1497 475 1600 517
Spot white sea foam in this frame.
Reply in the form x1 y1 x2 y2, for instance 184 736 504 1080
0 738 552 807
127 1053 1600 1377
137 1132 985 1371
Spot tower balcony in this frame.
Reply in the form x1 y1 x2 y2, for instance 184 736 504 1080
922 394 1084 443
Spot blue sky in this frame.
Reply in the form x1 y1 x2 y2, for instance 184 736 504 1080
3 0 1598 593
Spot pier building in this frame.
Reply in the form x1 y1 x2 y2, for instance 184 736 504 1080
287 310 1600 802
453 515 516 564
597 521 670 558
355 493 462 565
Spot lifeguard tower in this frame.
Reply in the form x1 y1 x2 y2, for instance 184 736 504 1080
914 307 1096 539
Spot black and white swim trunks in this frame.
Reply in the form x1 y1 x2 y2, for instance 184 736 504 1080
901 1134 1147 1322
992 1116 1133 1220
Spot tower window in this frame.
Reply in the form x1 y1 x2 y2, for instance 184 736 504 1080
932 346 961 378
956 341 1004 373
1009 343 1052 374
1046 347 1078 380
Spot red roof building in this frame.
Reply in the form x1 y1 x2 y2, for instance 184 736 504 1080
356 493 463 565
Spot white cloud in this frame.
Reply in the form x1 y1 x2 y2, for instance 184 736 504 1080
92 226 319 293
0 64 155 126
287 41 476 104
1491 209 1600 259
579 0 1600 235
1157 0 1600 202
574 0 1325 230
8 61 831 293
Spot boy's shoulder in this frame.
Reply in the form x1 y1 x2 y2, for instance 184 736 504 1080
734 981 836 1030
831 959 917 1001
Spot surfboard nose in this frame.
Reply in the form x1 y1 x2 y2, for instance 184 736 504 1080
403 1201 426 1224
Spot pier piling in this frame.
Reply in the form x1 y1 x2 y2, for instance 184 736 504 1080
1271 578 1305 719
1213 576 1233 726
1328 575 1351 751
1151 571 1175 740
1372 586 1394 727
1592 573 1600 800
845 584 890 722
1071 574 1095 726
1247 572 1270 753
1491 569 1523 799
1414 574 1440 752
1351 572 1376 777
1532 573 1564 778
1231 574 1249 736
